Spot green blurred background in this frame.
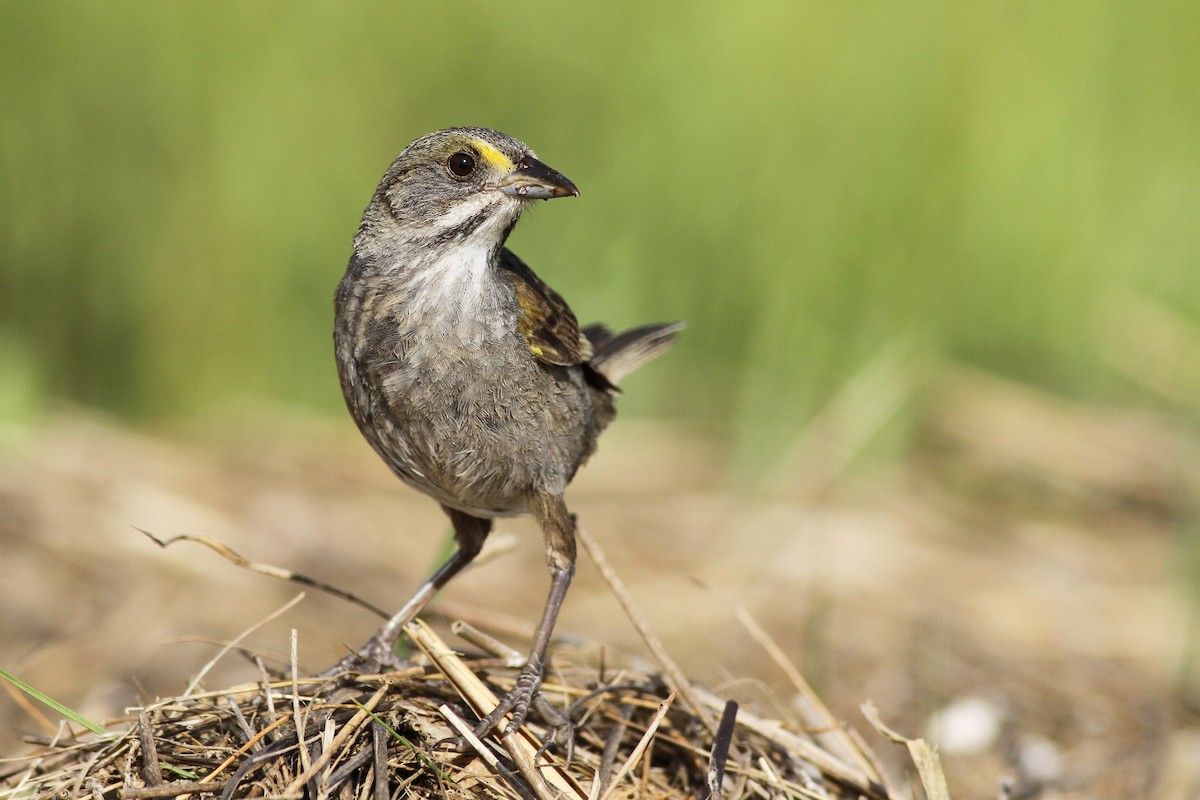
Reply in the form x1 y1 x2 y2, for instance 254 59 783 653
2 1 1198 471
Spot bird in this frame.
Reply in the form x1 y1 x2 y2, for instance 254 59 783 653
332 127 681 740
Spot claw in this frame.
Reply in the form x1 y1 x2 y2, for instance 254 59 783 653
320 633 409 678
473 663 540 736
532 694 574 764
472 659 574 758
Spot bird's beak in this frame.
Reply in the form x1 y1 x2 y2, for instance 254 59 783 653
497 155 579 199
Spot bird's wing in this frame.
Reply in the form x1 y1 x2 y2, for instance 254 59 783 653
498 248 593 367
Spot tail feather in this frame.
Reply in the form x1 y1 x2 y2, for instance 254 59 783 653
583 321 684 385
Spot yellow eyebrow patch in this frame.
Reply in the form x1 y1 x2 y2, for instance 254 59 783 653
472 140 514 171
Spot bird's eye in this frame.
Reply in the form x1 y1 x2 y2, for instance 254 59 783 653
447 151 476 178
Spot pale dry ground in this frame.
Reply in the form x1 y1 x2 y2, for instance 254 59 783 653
1 372 1196 798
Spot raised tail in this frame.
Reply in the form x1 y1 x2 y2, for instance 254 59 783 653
583 321 684 386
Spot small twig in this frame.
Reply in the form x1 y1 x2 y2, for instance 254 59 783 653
755 753 782 789
121 780 230 798
595 691 675 800
862 702 951 800
182 591 307 697
349 698 447 778
442 704 539 800
136 713 162 787
198 714 293 785
254 655 276 719
451 620 523 663
314 716 336 793
323 745 373 792
290 629 311 777
565 682 650 725
406 619 586 800
703 689 888 800
371 719 388 800
576 526 717 734
218 735 305 800
70 747 110 800
137 528 389 618
591 702 633 800
706 700 739 800
640 720 656 793
283 681 391 796
223 695 258 749
3 720 69 790
702 577 881 784
847 724 895 794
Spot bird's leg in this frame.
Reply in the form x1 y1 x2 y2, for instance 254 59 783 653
326 507 491 675
474 493 575 745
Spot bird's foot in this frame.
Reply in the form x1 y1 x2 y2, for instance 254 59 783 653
320 633 409 678
473 659 573 754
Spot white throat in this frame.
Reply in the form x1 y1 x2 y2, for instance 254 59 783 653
404 195 523 337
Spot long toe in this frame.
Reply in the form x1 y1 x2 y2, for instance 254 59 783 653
473 670 573 755
472 685 528 739
320 634 408 677
532 693 574 762
474 662 542 737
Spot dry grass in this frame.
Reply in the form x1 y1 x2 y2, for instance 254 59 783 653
1 367 1198 797
0 584 933 800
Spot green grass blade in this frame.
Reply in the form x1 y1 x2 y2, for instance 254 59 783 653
0 668 113 739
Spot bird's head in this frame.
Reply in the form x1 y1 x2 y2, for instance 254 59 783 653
357 127 578 258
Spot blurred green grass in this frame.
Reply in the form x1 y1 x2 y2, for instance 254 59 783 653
2 1 1198 471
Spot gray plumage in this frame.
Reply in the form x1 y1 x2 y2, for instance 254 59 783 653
330 127 680 741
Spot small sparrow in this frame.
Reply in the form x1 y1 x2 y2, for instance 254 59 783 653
332 127 681 739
